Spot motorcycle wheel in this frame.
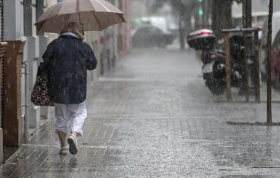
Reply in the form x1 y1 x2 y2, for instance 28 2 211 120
206 79 225 95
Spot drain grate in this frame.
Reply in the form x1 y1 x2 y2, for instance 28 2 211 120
226 121 280 126
250 161 280 169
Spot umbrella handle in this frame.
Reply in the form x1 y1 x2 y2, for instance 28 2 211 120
78 12 84 35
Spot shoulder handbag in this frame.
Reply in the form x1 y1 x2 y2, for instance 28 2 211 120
31 62 54 106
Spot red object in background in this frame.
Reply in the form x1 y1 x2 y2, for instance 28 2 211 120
271 48 280 80
252 21 265 28
187 29 213 40
187 29 216 51
100 35 106 44
100 34 110 44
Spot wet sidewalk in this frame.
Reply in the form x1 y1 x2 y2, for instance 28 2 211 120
2 46 280 177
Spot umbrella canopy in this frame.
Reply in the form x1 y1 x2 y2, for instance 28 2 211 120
35 0 125 33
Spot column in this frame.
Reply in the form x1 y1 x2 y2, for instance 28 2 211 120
4 40 26 146
24 0 41 132
2 0 25 146
114 0 119 62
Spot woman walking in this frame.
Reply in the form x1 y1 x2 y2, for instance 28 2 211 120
42 22 97 155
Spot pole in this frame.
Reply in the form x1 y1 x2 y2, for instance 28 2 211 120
254 30 260 102
224 32 232 102
267 0 273 125
242 0 246 28
24 63 29 143
179 6 185 50
202 0 207 28
244 33 249 101
246 0 252 28
242 0 252 27
242 0 252 101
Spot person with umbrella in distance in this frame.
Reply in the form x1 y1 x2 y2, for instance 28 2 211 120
42 22 97 155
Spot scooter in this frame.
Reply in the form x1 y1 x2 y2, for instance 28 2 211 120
187 29 252 95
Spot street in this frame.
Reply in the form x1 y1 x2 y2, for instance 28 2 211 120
2 44 280 177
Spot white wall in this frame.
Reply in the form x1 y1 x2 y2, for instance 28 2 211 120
3 0 24 40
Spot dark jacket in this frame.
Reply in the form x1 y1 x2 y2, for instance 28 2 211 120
42 35 97 104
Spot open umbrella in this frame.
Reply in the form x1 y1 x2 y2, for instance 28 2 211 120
35 0 125 33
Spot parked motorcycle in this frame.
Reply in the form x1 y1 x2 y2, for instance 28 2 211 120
187 29 253 95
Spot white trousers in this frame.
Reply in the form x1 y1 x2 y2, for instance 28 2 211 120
54 101 87 136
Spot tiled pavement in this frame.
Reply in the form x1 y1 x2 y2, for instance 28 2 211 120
2 46 280 177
